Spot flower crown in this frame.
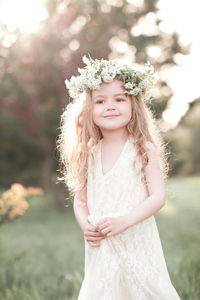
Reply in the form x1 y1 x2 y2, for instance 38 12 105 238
65 54 157 102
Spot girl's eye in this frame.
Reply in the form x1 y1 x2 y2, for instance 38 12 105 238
116 98 125 102
95 100 104 104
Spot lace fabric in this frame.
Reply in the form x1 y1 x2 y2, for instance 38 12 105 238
77 136 181 300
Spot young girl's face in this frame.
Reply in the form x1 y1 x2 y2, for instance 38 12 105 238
91 78 132 133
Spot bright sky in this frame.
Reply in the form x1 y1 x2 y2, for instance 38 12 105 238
156 0 200 131
0 0 48 34
0 0 199 130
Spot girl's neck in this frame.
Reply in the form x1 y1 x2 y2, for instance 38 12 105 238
101 129 130 145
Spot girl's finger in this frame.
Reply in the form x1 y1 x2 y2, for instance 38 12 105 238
101 227 112 235
98 222 109 231
84 231 104 237
88 226 97 232
86 236 104 242
106 232 113 237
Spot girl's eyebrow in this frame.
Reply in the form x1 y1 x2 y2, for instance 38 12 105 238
93 93 125 100
114 93 125 97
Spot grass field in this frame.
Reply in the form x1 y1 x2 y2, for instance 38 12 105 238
0 176 199 300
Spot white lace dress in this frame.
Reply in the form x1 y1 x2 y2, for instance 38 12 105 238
77 135 181 300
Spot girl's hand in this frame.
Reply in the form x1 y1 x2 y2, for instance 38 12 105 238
83 222 106 247
96 216 130 238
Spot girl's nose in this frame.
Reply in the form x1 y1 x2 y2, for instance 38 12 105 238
106 101 116 110
107 107 115 111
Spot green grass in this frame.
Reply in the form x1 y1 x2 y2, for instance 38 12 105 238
156 176 200 300
0 175 199 300
0 193 84 300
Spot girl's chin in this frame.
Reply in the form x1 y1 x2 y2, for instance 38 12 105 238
98 125 128 131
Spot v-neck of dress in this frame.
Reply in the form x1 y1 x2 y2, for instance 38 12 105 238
99 136 130 178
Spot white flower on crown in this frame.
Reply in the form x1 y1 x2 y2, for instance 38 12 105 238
100 67 110 77
102 73 116 82
86 75 102 89
100 64 119 82
82 55 92 66
128 87 142 96
124 82 135 89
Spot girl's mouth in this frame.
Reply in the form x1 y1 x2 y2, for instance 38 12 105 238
104 114 119 118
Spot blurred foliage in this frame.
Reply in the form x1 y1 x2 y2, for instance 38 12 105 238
165 98 200 176
0 0 199 191
0 183 43 225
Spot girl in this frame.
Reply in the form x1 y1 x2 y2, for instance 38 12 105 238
57 55 181 299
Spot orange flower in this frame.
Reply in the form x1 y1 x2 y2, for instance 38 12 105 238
0 182 42 225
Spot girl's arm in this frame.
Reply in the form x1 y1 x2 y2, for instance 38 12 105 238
73 186 106 246
73 186 90 233
96 141 166 237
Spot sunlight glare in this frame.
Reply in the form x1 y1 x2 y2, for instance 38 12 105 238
0 0 48 33
146 46 161 59
108 36 136 64
2 33 17 48
126 0 144 7
131 14 159 37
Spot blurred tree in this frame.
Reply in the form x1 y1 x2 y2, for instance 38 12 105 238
163 98 200 176
0 0 193 193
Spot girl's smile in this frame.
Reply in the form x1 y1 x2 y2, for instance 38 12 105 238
104 114 120 118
